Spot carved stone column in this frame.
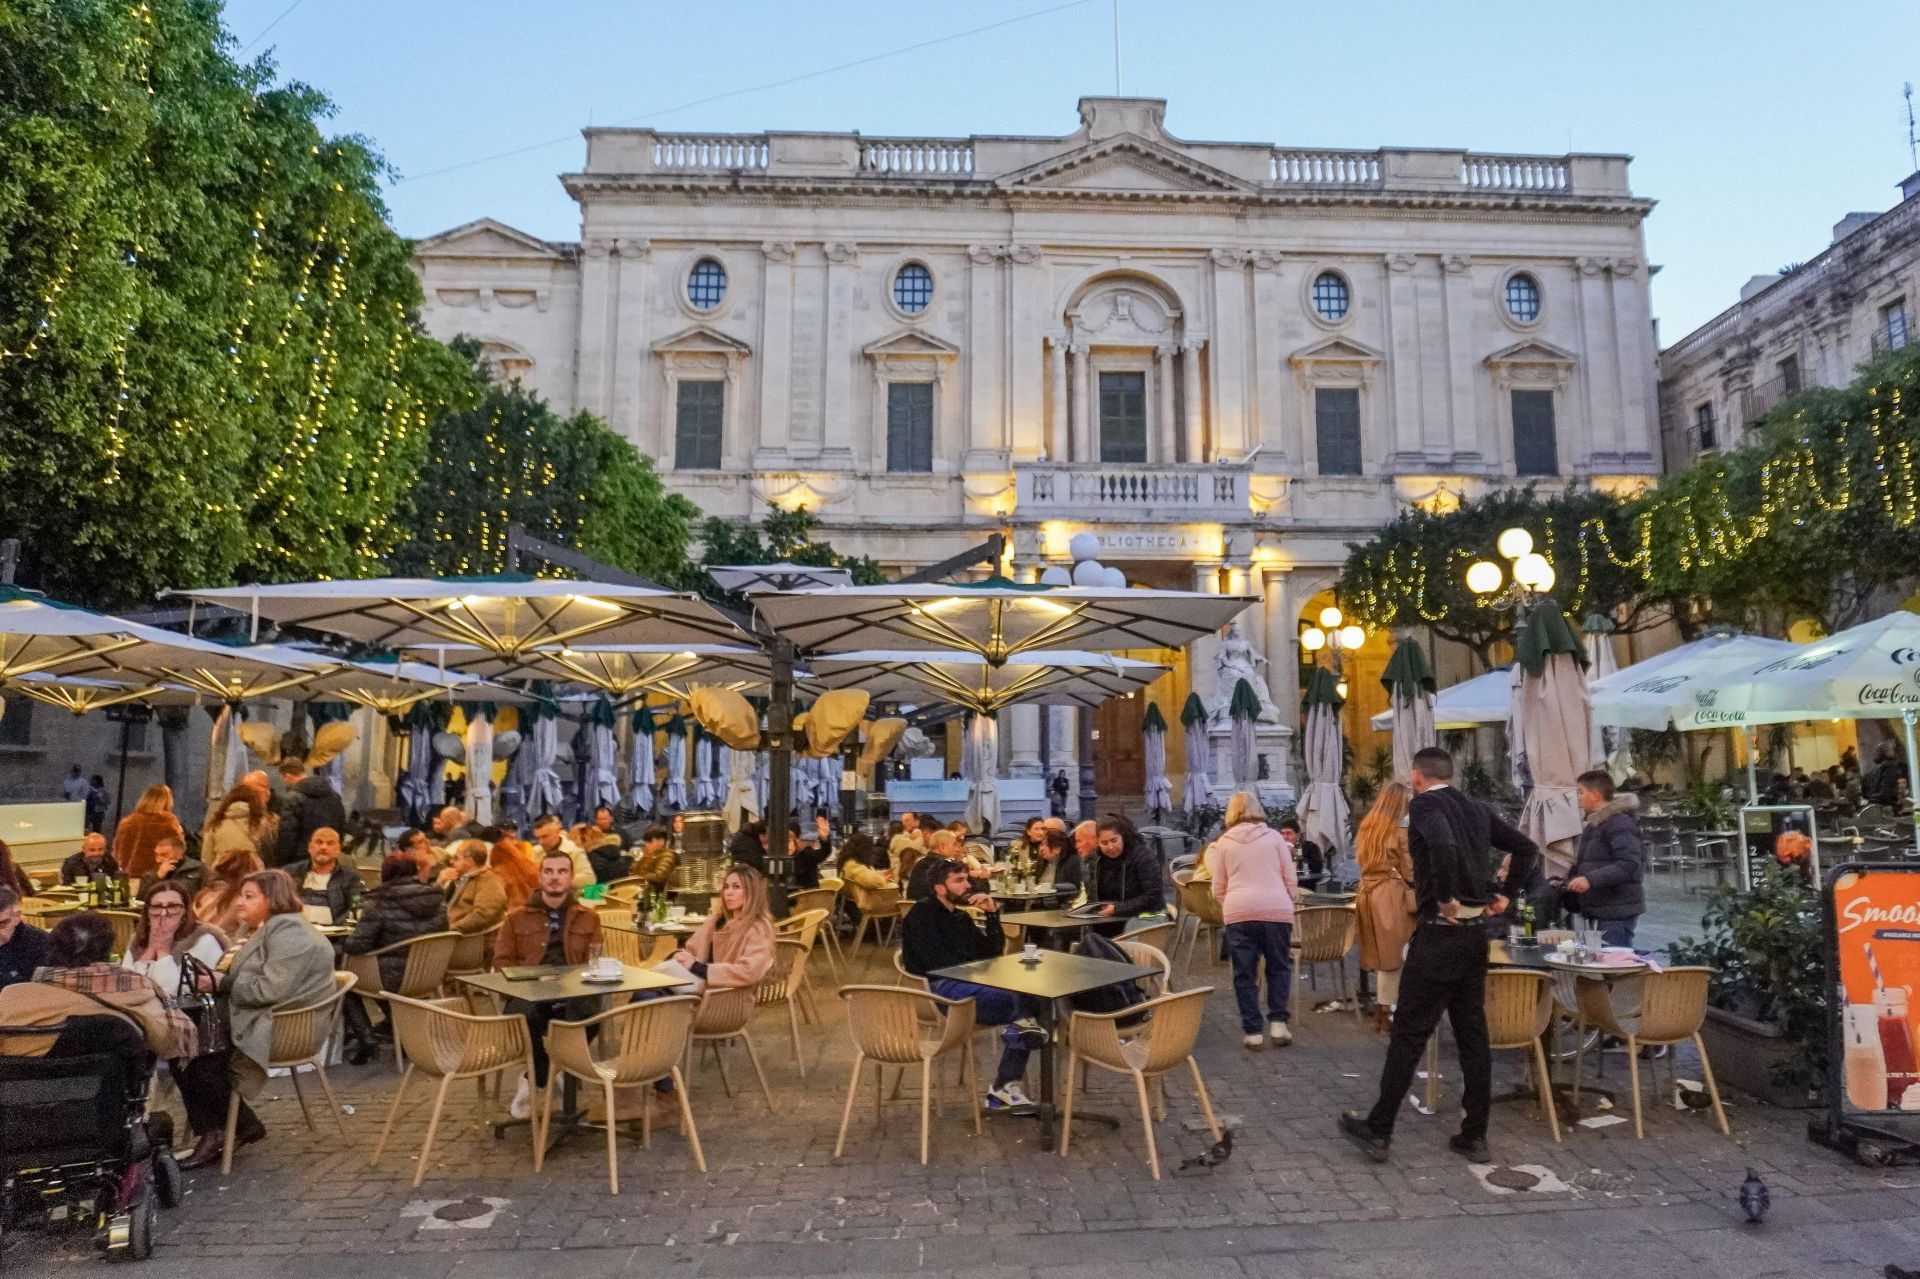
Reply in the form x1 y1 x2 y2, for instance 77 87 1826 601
1155 344 1178 463
1071 342 1094 462
575 237 617 421
1182 339 1205 463
821 242 859 463
1047 335 1069 462
756 241 795 464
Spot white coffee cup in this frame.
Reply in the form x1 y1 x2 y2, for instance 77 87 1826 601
667 904 687 921
595 956 622 978
1022 942 1040 962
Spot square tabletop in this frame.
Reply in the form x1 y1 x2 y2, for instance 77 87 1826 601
602 916 699 936
998 908 1108 930
456 962 687 1004
930 951 1158 1000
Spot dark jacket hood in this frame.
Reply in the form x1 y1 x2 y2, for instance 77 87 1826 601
289 775 336 801
373 879 446 922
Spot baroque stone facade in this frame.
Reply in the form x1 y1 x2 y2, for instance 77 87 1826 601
412 97 1660 800
1658 174 1920 467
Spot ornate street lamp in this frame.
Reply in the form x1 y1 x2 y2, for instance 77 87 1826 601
1466 526 1556 614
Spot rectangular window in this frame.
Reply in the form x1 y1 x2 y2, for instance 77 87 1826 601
1694 403 1717 451
885 382 935 473
673 379 724 470
1098 371 1148 463
1884 300 1910 351
1777 354 1801 395
1511 389 1558 476
0 699 32 748
1314 387 1363 476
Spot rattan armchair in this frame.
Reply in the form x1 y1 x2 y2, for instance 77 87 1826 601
1572 966 1728 1138
786 887 844 981
221 971 357 1174
1292 905 1361 1022
1423 968 1561 1141
540 995 705 1189
445 922 503 981
684 985 774 1108
755 938 816 1076
847 884 904 950
1116 940 1174 998
1173 880 1224 970
1060 986 1220 1180
833 984 980 1165
370 992 536 1187
773 908 831 1011
1124 919 1177 957
98 909 141 957
604 925 677 968
343 930 462 1070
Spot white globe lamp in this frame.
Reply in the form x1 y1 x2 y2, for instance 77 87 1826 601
1465 560 1503 596
1101 566 1127 589
1071 559 1107 587
1496 527 1534 561
1318 605 1344 630
1513 552 1552 590
1038 565 1072 587
1068 532 1101 564
1299 626 1327 653
1338 625 1366 651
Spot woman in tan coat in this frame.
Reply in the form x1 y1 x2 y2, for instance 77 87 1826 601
1353 782 1417 1032
113 783 186 881
670 864 775 991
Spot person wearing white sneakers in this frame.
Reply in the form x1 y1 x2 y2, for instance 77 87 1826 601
901 858 1047 1113
1209 791 1299 1050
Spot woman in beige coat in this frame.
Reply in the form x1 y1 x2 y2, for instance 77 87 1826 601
1353 782 1417 1032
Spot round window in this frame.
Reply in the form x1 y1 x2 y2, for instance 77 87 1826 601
1505 273 1541 323
1311 271 1350 322
893 263 933 314
687 258 728 311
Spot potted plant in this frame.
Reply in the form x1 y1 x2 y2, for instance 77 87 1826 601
1668 866 1826 1108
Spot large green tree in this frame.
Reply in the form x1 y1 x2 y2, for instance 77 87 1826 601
0 0 460 607
1338 486 1655 665
391 342 698 582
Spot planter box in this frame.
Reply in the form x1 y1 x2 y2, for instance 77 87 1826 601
1701 1006 1819 1110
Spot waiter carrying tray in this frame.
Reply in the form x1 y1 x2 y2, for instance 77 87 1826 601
1338 745 1539 1163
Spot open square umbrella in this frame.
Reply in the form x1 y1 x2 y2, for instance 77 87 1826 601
1381 636 1437 785
1513 599 1592 879
750 578 1252 665
441 642 771 703
804 648 1165 716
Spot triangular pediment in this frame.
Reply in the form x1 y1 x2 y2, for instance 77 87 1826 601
1290 335 1384 366
651 325 752 357
863 329 962 360
996 136 1252 195
414 217 570 261
1485 339 1577 366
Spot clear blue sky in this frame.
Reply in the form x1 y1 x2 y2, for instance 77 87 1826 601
221 0 1918 342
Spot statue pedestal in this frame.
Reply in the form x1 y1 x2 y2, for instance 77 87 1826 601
1206 723 1296 811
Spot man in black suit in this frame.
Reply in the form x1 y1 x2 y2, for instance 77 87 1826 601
1340 745 1539 1163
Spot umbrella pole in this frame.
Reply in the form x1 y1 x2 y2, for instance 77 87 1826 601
765 639 795 912
1743 726 1759 805
1904 710 1920 858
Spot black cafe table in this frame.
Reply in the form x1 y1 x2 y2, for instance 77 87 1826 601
929 950 1158 1151
457 963 688 1148
988 884 1073 908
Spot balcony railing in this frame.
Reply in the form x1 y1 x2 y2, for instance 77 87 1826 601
650 135 770 172
860 138 975 175
1014 462 1251 520
1872 321 1912 358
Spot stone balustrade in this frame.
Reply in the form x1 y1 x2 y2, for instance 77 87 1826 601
1015 461 1251 520
1269 149 1382 185
648 134 770 172
859 138 975 175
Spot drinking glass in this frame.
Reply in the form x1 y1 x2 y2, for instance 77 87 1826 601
587 942 604 969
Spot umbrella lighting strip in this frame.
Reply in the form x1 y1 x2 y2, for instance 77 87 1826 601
1 677 167 715
0 632 143 682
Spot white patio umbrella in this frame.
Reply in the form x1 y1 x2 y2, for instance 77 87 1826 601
751 578 1253 665
1513 599 1593 879
443 643 772 704
708 563 853 593
523 690 566 820
1381 636 1437 785
1141 701 1173 814
692 730 717 807
1296 667 1352 880
662 716 689 811
585 698 621 813
1227 678 1261 788
1179 692 1212 809
964 712 1002 834
1582 616 1621 776
462 709 495 825
1368 665 1516 732
804 649 1167 715
167 575 749 668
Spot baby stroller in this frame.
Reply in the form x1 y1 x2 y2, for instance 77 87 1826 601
0 1013 182 1262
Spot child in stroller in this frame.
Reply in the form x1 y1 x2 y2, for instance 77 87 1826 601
0 1013 182 1261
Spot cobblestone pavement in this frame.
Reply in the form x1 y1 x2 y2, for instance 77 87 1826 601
15 938 1920 1279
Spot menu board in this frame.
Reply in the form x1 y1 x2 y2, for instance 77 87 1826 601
1830 867 1920 1113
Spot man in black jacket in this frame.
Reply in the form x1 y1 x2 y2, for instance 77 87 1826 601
1341 746 1539 1164
901 858 1045 1113
1566 771 1645 948
275 761 347 868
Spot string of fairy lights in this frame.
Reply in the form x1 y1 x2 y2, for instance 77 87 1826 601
1345 367 1920 627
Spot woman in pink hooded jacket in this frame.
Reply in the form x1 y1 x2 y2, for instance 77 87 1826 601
1209 791 1299 1049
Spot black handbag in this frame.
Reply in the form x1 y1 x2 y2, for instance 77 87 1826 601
173 954 230 1057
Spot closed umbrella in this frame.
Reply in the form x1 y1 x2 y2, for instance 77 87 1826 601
1228 678 1261 787
524 685 565 821
1582 614 1632 783
1382 636 1437 784
584 697 620 813
462 706 495 825
1296 668 1352 882
964 712 1002 834
1368 665 1514 732
722 746 760 828
1141 702 1172 814
1180 693 1212 810
1514 599 1592 879
662 715 688 811
693 730 717 807
633 702 664 810
206 705 250 804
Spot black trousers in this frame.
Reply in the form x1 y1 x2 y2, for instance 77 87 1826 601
175 1050 259 1140
1363 922 1492 1140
